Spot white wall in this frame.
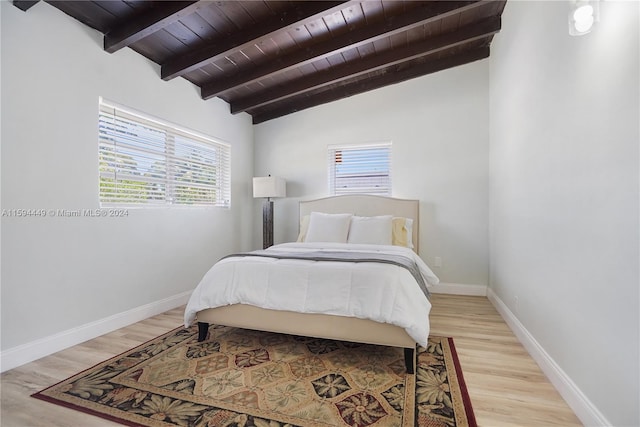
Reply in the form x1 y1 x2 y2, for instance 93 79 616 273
254 61 490 287
0 3 254 352
489 1 639 426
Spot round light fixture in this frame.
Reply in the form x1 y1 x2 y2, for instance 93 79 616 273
572 4 595 34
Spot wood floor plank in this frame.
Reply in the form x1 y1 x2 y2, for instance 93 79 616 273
0 294 582 426
429 294 582 426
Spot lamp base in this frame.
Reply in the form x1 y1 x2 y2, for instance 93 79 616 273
262 199 274 249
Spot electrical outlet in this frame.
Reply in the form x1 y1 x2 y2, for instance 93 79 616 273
434 257 442 268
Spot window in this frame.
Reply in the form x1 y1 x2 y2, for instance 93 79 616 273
98 98 230 207
328 142 392 196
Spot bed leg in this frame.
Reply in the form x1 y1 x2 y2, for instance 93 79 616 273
404 347 416 374
197 322 209 342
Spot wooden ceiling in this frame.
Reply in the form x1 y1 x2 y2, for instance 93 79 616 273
15 0 506 124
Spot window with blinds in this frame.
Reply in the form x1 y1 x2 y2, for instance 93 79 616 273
328 142 392 196
98 98 230 208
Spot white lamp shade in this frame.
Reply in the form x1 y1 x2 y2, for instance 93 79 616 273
253 176 286 198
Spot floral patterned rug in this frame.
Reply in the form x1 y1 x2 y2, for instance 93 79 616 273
33 324 476 427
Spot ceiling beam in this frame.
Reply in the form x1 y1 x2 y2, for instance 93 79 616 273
104 1 201 53
232 17 501 114
201 0 486 100
160 1 352 81
252 47 490 124
12 0 39 12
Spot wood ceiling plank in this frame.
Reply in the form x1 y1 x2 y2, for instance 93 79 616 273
341 48 361 62
201 1 486 99
163 21 200 48
356 41 376 59
406 24 425 44
231 16 501 114
311 57 333 73
225 51 252 69
240 44 268 66
251 46 490 124
304 17 331 40
372 37 391 54
48 1 118 32
185 68 214 85
459 0 505 26
149 29 190 56
208 58 232 74
424 19 443 38
296 62 318 77
216 1 256 30
93 1 137 17
180 11 218 43
130 38 173 63
389 31 408 49
360 0 385 25
438 11 463 32
104 1 201 53
195 3 237 35
287 24 313 46
120 1 148 11
342 3 366 29
326 52 347 67
238 1 274 22
12 0 39 12
381 0 403 17
205 61 225 74
269 30 299 57
161 1 352 81
255 37 280 57
323 10 349 36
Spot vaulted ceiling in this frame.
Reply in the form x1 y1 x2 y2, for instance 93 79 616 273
14 0 506 124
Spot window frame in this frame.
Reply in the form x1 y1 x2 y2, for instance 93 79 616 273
98 98 231 208
327 141 392 196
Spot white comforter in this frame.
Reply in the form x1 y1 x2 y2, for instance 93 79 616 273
184 242 439 347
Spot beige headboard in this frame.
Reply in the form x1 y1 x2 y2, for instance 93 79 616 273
299 195 419 252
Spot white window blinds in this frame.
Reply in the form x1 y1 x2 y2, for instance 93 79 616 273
328 142 392 196
98 98 230 207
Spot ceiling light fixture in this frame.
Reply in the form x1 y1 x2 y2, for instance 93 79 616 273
569 0 599 36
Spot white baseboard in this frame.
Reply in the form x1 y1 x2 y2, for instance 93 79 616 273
487 288 610 427
430 282 487 296
0 291 191 373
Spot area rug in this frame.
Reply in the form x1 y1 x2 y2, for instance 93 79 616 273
33 324 476 427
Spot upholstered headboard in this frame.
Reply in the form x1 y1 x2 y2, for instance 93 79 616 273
299 195 419 252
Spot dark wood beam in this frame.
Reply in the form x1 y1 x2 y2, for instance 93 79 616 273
252 47 491 124
233 17 501 114
13 0 39 12
201 1 485 100
104 1 200 53
160 1 352 81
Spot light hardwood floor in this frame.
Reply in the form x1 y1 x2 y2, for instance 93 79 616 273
1 294 582 426
429 294 582 427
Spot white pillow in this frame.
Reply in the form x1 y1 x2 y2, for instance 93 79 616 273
347 215 393 245
304 212 353 243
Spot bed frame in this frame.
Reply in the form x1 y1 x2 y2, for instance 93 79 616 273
196 194 421 373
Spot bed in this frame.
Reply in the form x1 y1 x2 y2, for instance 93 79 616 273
184 194 439 374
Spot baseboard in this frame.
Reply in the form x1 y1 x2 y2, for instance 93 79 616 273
0 291 191 373
430 282 487 296
487 288 611 427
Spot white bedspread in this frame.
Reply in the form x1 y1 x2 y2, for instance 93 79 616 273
184 242 439 347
